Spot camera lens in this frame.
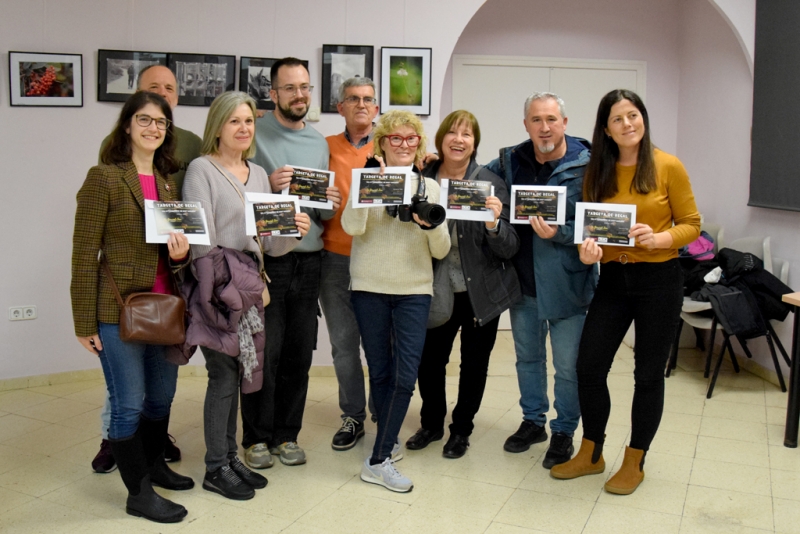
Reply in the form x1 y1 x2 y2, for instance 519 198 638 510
414 201 446 227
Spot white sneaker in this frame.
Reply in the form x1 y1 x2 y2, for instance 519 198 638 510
360 457 413 493
391 439 403 461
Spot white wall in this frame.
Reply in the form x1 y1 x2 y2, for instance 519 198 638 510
0 0 787 381
0 0 484 380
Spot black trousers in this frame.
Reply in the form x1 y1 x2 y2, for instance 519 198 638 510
577 259 683 451
240 251 320 447
417 291 500 437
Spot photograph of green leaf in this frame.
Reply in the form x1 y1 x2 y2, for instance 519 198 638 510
389 55 423 106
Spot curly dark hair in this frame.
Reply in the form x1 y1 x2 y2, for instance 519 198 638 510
100 91 178 176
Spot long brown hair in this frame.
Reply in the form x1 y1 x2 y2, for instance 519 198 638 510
584 89 656 202
100 91 178 176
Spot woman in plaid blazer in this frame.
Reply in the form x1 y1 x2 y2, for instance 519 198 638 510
70 92 192 524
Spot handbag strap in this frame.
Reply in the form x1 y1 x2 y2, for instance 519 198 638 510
100 255 126 308
206 156 270 279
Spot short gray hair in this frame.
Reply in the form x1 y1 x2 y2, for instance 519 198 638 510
338 77 376 103
524 92 566 119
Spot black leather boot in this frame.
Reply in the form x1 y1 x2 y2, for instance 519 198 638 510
109 434 187 523
139 415 194 490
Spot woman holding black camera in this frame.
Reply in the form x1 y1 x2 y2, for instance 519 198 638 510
407 110 520 459
342 110 450 493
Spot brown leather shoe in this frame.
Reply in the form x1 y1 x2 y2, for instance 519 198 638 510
550 437 605 479
604 446 645 495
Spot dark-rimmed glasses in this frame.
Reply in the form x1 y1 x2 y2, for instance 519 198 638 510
134 114 171 130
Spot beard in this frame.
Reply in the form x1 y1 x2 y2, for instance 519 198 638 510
537 142 555 154
276 96 309 122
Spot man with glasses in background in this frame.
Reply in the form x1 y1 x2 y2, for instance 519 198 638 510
320 77 379 452
242 57 340 469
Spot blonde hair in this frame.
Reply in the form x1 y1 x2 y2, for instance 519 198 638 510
200 91 257 160
373 110 427 165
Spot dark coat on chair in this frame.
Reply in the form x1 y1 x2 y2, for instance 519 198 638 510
71 161 179 337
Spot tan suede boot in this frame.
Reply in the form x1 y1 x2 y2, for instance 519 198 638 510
550 438 605 479
604 446 645 495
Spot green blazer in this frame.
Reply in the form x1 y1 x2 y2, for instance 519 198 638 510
71 161 179 337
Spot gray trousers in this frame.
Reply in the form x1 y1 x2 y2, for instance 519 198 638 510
203 347 240 471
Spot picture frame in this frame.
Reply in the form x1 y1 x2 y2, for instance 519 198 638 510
167 53 236 106
8 51 83 107
238 57 308 111
380 47 431 116
321 45 374 113
97 49 168 103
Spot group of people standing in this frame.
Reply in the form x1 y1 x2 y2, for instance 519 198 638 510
71 57 700 524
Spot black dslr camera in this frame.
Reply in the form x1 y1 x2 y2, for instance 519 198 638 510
386 173 446 228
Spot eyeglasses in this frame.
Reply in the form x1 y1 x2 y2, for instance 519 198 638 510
386 135 421 148
275 84 314 96
343 96 377 106
134 114 170 130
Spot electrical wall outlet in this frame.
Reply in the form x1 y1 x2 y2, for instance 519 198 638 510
9 306 36 321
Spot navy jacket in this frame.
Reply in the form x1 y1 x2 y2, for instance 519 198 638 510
485 135 597 320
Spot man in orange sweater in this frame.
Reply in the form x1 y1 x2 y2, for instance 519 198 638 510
321 77 379 451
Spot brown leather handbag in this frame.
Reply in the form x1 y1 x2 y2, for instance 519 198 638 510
102 259 186 345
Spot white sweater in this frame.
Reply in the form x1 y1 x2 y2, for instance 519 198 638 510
342 175 450 296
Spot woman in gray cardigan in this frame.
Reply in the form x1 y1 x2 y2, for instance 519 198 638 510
183 91 309 501
406 110 521 459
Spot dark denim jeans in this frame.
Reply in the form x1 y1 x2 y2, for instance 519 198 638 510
319 250 368 423
97 323 178 440
577 259 684 451
351 291 431 462
417 291 500 437
241 251 320 447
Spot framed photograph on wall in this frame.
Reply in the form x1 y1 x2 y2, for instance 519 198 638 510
380 47 431 116
8 51 83 107
238 57 308 111
321 45 374 113
97 49 168 102
167 53 236 106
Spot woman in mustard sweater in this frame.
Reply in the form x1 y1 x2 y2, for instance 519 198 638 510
550 89 700 494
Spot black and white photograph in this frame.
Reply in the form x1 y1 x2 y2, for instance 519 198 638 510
321 45 374 113
511 185 567 225
167 53 235 106
574 202 637 246
440 179 495 222
97 49 167 102
9 51 83 107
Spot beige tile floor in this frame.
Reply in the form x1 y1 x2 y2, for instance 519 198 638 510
0 332 798 533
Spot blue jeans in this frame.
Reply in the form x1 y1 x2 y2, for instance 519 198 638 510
319 250 367 423
509 296 585 436
241 251 320 447
351 291 431 462
97 323 178 440
101 392 111 440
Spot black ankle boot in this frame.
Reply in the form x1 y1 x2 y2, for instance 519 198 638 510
139 415 194 490
110 435 187 523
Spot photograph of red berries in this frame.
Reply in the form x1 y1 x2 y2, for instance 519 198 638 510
19 63 74 97
9 51 82 107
